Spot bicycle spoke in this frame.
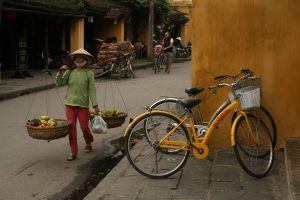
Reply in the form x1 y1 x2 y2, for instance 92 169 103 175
234 114 274 178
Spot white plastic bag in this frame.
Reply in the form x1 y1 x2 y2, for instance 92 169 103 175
90 115 108 134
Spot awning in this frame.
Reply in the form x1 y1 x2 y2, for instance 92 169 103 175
0 0 130 18
169 10 189 23
84 0 130 17
1 0 85 16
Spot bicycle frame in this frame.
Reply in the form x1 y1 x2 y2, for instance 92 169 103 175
124 99 254 157
149 97 204 125
164 99 251 149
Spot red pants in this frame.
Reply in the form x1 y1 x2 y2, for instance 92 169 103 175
65 105 94 155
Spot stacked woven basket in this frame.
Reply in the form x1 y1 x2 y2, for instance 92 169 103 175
96 41 136 68
26 118 71 141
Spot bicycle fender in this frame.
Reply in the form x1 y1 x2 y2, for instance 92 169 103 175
123 112 150 137
231 112 247 146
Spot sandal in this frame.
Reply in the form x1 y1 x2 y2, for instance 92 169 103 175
85 144 92 153
67 153 77 161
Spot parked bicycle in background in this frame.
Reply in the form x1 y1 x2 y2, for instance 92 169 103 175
153 43 164 73
94 52 135 79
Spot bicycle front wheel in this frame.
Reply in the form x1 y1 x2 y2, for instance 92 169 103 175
125 111 190 179
153 56 160 73
233 114 274 178
231 105 277 147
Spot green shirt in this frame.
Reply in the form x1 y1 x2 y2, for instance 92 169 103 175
56 69 98 108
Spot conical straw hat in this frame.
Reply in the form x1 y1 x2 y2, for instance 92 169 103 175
67 48 94 63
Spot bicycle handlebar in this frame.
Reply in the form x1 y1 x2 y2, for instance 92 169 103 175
240 68 252 74
208 84 219 90
209 73 253 90
208 83 231 90
214 75 228 81
214 68 253 81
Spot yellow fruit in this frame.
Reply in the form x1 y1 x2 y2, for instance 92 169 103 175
40 115 50 121
48 119 57 126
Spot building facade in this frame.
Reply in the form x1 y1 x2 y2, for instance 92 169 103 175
192 0 300 148
169 0 192 45
0 0 129 76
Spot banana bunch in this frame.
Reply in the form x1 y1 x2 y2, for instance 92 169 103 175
90 109 124 118
101 109 122 118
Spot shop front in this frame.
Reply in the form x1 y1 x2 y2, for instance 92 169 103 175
0 0 84 77
84 1 129 58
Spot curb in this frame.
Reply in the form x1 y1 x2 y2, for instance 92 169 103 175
0 63 153 102
174 57 191 63
0 84 56 101
285 139 293 200
284 137 300 200
133 62 153 70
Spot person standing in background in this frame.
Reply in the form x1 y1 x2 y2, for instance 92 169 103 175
162 31 174 73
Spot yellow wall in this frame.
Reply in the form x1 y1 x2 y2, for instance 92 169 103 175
135 15 148 44
192 0 300 148
96 18 125 42
178 7 192 44
170 0 192 6
70 18 84 52
170 0 193 44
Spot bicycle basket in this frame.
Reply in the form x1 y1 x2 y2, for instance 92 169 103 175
155 45 162 55
230 77 262 110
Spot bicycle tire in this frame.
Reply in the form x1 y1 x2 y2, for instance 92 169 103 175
131 64 135 78
146 98 193 153
125 64 135 78
233 114 274 178
153 56 159 73
153 58 157 73
125 111 190 179
149 98 197 124
231 105 277 147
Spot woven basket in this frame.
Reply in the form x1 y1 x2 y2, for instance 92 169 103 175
102 113 127 128
26 119 71 141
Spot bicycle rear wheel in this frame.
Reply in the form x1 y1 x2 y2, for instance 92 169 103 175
233 114 274 178
125 64 135 78
125 111 190 179
149 98 197 123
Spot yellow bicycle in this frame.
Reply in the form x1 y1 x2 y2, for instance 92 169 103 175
124 74 274 179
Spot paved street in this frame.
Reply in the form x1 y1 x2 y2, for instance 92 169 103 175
85 149 287 200
0 62 191 200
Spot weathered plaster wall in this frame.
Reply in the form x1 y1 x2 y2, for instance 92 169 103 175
177 6 192 44
170 0 193 44
192 0 300 148
96 18 125 42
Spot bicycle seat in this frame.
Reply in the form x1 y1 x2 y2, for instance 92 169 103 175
180 99 201 109
185 87 204 96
